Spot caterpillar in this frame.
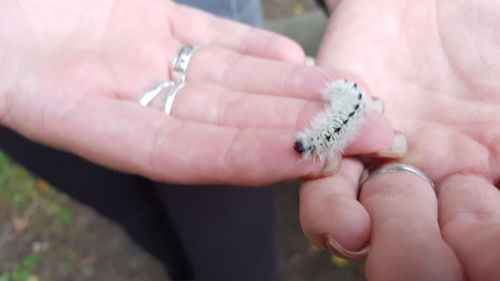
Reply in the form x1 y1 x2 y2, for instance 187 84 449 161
294 79 366 160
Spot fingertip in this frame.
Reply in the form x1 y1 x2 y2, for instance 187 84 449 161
322 197 371 252
300 185 371 256
272 37 306 64
299 159 371 256
246 30 306 64
345 111 395 155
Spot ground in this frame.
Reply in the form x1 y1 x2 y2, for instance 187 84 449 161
0 1 367 280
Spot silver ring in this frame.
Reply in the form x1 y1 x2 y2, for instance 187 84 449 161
359 163 436 192
139 81 175 106
163 82 185 115
172 45 200 83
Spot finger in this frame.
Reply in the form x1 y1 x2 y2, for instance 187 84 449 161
186 45 352 99
132 82 394 154
131 44 370 103
133 82 324 128
344 110 395 155
171 92 394 154
20 97 328 186
169 2 305 64
171 90 394 154
360 170 463 281
119 45 353 103
170 84 323 129
300 158 371 258
439 174 500 281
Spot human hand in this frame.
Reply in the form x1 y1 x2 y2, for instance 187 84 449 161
300 0 500 280
0 0 395 185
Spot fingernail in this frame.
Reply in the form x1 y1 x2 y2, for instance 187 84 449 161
376 132 408 158
371 98 384 113
322 153 342 174
304 56 316 66
300 153 342 180
322 235 370 259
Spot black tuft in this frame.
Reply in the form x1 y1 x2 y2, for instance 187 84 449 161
294 140 306 154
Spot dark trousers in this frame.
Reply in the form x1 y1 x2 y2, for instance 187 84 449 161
0 127 276 281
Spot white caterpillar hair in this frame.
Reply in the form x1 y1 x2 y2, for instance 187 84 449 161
294 79 366 160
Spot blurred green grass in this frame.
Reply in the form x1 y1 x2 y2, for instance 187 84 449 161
0 151 75 280
0 152 72 224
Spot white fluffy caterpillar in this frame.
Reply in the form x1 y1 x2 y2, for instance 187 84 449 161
294 79 366 160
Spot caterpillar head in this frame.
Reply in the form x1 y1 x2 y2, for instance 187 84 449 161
294 137 314 155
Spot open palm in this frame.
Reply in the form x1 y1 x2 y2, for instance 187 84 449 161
0 0 395 185
301 1 500 280
319 0 500 181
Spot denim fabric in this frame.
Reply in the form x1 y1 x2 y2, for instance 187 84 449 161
175 0 263 27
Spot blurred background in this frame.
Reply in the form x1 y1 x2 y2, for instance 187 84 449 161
0 1 367 280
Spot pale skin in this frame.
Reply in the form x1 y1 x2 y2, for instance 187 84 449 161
300 0 500 280
8 0 500 279
0 0 394 185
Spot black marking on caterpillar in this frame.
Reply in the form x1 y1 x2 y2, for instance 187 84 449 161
294 80 366 160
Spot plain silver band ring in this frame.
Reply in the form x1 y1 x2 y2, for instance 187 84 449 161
164 82 185 115
359 163 436 193
172 45 200 83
